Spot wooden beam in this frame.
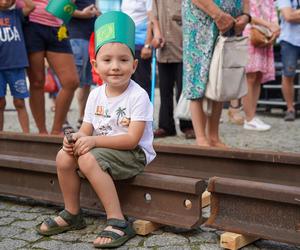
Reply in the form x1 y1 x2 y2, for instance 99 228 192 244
133 220 162 235
220 232 259 250
202 191 211 208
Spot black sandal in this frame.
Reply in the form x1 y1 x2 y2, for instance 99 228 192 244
35 209 86 236
94 218 136 249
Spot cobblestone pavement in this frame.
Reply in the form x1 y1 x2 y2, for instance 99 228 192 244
1 90 300 249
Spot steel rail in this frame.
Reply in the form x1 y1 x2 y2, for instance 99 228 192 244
206 177 300 245
0 132 300 187
1 131 300 244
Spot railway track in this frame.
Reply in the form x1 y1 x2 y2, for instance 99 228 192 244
0 132 299 245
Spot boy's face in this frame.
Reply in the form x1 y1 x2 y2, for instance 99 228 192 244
93 43 138 88
0 0 15 9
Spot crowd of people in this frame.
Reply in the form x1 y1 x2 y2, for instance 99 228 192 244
0 0 299 140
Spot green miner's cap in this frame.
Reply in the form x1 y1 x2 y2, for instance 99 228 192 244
46 0 77 24
94 11 135 56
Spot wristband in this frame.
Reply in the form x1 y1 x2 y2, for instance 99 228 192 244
242 12 252 23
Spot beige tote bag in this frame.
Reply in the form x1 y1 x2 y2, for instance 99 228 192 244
205 35 249 102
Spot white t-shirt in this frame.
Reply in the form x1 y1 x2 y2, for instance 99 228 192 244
84 80 156 164
121 0 152 26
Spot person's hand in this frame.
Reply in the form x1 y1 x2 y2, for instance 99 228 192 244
234 14 249 35
62 135 75 156
81 4 98 18
151 36 165 49
268 23 280 37
141 46 152 59
73 136 96 156
214 11 235 34
266 23 280 45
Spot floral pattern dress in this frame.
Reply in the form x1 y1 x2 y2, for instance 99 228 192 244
182 0 243 100
244 0 278 83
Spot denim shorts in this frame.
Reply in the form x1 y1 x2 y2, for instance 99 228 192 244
90 146 146 180
280 41 300 77
0 68 29 99
70 39 93 87
24 22 72 54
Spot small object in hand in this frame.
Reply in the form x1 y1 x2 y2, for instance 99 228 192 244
64 129 74 144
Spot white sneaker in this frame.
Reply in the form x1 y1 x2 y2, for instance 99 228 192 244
243 117 271 131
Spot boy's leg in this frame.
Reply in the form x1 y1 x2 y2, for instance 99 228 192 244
39 149 80 232
77 153 125 245
0 97 5 131
13 98 29 133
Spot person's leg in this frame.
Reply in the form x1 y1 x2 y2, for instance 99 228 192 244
13 98 29 133
39 149 80 232
47 52 79 134
243 72 260 121
0 97 5 131
282 76 295 112
77 153 124 245
207 101 225 147
190 99 210 146
132 49 152 98
280 41 299 115
228 99 244 125
174 63 194 135
252 72 263 114
70 39 91 125
155 63 176 136
27 51 48 134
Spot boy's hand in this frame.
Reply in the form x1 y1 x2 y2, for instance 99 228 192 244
62 136 75 155
73 136 96 156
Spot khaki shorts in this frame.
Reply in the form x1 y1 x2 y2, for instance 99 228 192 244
90 147 146 180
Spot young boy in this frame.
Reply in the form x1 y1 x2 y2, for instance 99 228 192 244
36 11 156 249
0 0 34 132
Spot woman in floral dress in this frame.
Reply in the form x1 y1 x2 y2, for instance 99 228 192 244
182 0 250 147
242 0 280 131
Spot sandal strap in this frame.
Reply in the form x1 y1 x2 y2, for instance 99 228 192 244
107 218 128 229
98 230 123 240
43 217 59 229
58 209 82 226
106 218 134 236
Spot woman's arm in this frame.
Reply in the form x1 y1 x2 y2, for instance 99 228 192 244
191 0 235 34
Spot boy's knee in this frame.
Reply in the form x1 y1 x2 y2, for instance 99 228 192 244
0 98 6 110
13 98 25 110
78 153 96 174
56 149 75 171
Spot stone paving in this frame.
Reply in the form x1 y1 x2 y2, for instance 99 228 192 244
1 89 300 249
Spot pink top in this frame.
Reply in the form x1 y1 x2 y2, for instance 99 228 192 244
29 0 62 27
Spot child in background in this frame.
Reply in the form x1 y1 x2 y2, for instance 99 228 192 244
36 11 156 249
0 0 35 132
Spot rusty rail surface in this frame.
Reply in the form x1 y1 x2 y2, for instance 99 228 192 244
1 132 300 244
206 177 300 245
1 132 299 186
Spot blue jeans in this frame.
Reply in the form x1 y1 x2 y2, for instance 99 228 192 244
0 68 29 98
280 41 300 77
70 39 93 87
